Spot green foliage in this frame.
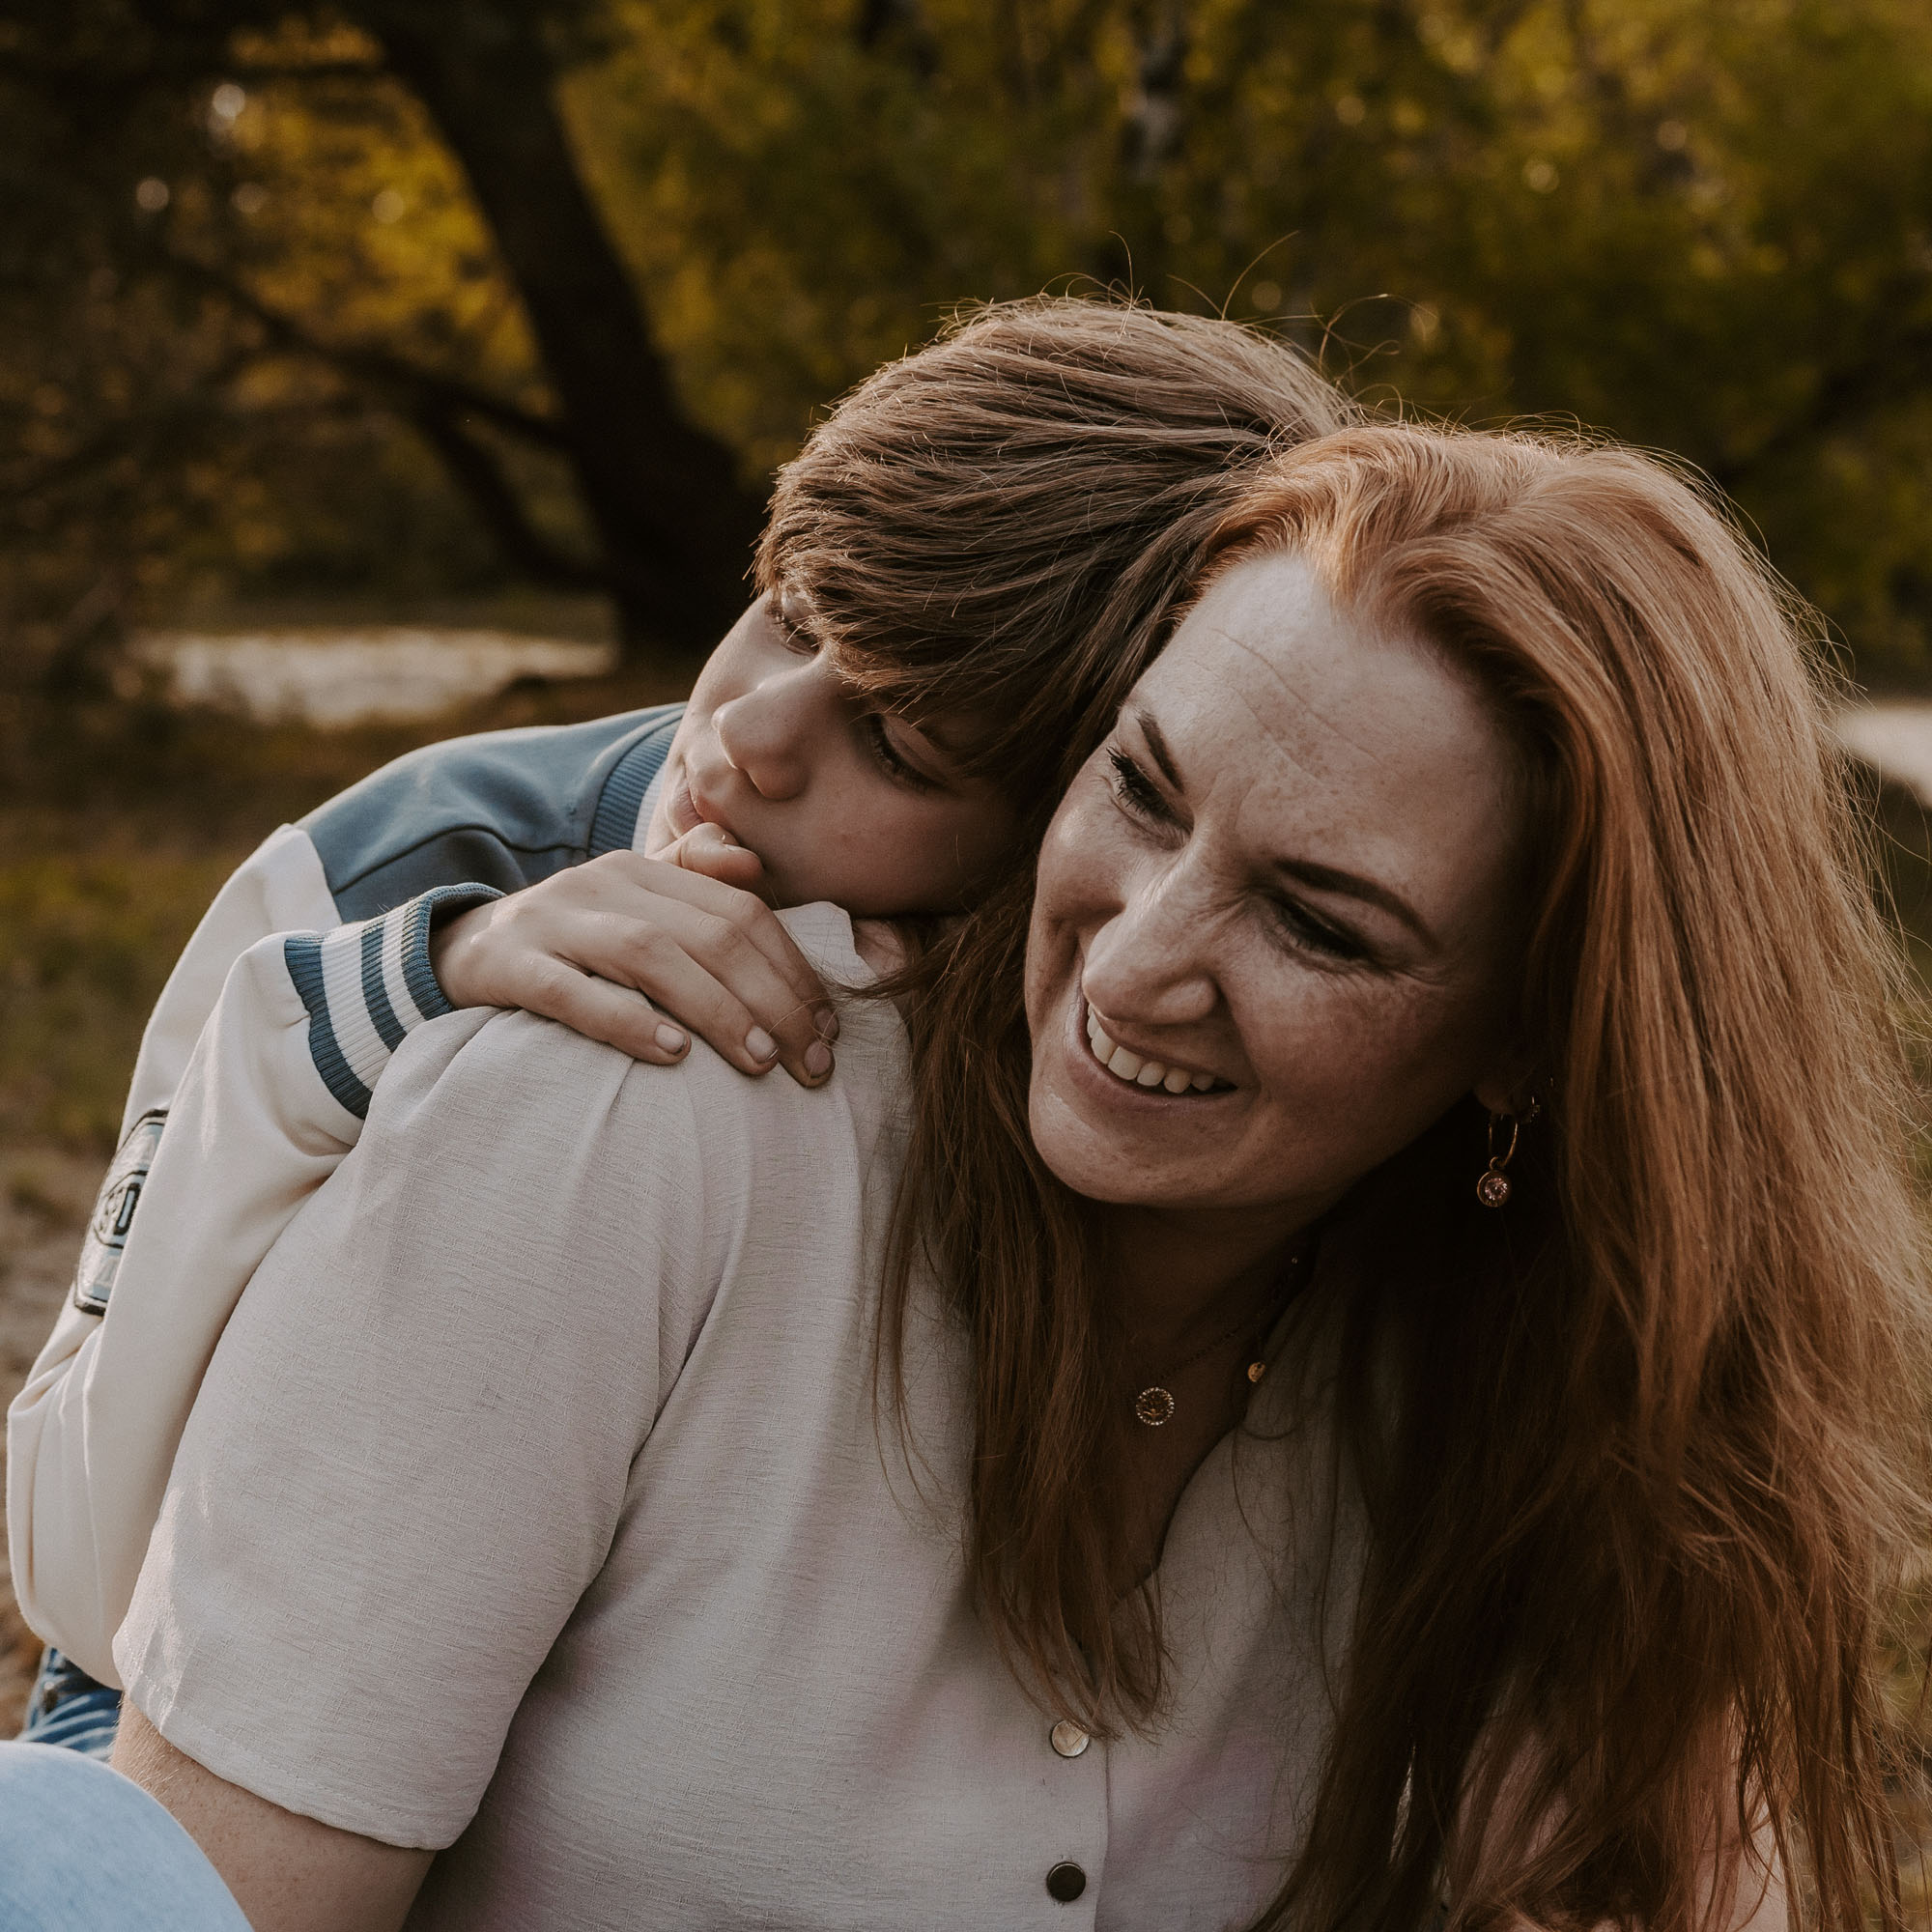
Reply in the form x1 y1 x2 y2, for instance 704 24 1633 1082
0 6 611 650
0 824 242 1147
576 0 1932 669
3 0 1932 672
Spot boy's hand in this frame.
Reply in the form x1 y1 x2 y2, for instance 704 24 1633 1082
428 847 838 1085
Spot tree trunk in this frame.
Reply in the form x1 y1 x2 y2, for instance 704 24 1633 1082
362 4 762 652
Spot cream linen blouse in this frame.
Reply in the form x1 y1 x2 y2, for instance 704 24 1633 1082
116 906 1363 1932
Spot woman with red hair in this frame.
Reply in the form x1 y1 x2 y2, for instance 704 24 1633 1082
11 422 1923 1932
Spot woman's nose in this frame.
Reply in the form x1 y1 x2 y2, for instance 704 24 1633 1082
1079 865 1219 1029
712 668 821 800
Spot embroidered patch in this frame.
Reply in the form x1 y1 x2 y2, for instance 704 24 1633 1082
71 1108 166 1316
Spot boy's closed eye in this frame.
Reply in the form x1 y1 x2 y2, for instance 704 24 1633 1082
770 590 957 797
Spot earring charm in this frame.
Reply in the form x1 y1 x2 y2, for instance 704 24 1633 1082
1476 1111 1520 1208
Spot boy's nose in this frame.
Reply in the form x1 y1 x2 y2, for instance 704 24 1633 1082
713 669 819 800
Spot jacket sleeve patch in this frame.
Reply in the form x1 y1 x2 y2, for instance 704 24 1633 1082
71 1109 168 1316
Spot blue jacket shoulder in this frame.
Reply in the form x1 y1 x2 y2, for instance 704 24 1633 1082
301 702 682 921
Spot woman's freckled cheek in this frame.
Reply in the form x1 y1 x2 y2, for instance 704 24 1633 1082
1249 977 1456 1114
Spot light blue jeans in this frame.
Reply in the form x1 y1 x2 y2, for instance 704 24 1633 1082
0 1740 250 1929
18 1647 121 1758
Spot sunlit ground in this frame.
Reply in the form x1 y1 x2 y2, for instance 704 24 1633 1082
137 626 617 728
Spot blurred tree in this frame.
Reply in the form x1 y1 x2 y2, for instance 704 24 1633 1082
580 0 1932 670
0 0 760 669
1 0 1930 685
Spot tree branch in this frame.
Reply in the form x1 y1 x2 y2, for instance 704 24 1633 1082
404 402 608 592
0 348 262 504
167 253 608 590
156 246 572 453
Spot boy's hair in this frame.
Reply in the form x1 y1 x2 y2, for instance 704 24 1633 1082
757 295 1356 814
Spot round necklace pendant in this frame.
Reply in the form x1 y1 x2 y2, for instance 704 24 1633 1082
1134 1385 1177 1428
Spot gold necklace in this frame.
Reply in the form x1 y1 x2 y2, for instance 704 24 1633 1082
1129 1245 1312 1429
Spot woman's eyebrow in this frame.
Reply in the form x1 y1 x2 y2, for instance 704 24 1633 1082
1133 709 1186 789
1134 704 1434 944
1275 856 1436 948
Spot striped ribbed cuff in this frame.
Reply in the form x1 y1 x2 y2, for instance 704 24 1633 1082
284 883 503 1120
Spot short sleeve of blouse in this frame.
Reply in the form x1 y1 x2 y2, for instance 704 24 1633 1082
113 1004 724 1849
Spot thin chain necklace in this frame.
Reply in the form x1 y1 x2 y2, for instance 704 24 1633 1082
1129 1243 1313 1429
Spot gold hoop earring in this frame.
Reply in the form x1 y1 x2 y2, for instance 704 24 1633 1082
1476 1111 1520 1208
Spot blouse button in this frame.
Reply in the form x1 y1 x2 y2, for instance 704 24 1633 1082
1049 1719 1090 1758
1046 1861 1088 1903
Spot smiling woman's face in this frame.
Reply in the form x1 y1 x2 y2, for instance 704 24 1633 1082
1024 550 1530 1225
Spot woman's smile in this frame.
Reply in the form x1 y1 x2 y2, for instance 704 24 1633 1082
1078 995 1228 1096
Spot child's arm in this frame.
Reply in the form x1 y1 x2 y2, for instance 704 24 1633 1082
120 822 342 1132
9 709 693 1684
3 822 347 1687
7 843 838 1677
432 828 840 1086
8 858 498 1680
7 922 389 1680
55 700 684 1339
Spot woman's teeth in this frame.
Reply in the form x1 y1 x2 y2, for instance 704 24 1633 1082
1085 1008 1218 1094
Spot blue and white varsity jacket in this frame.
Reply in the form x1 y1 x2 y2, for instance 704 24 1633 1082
7 703 682 1683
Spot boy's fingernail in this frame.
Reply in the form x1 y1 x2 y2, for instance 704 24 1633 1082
806 1042 834 1079
655 1023 687 1054
814 1006 839 1041
746 1027 778 1062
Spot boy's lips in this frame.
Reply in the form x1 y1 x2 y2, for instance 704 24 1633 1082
667 777 700 838
668 771 759 868
668 775 730 842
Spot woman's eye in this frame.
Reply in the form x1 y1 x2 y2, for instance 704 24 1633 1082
863 713 937 792
1107 748 1170 823
1273 897 1369 965
1106 745 1366 964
